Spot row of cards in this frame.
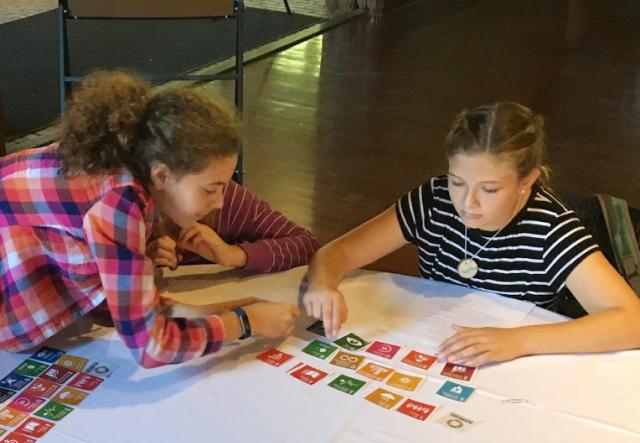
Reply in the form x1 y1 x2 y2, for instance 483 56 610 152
255 321 481 434
0 346 117 443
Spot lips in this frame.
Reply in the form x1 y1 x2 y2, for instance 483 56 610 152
463 211 482 219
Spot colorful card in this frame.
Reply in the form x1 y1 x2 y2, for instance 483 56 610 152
13 360 49 378
68 373 103 391
302 340 338 360
58 355 89 372
0 407 28 427
441 362 476 381
365 341 401 359
53 387 88 406
34 401 73 421
0 428 4 437
30 347 65 364
8 394 46 413
334 333 368 351
365 388 404 410
0 374 33 391
385 371 424 392
328 374 367 395
305 320 326 337
256 348 294 367
357 362 394 382
396 399 437 421
402 350 437 370
40 365 75 384
289 364 329 385
436 381 475 402
0 388 16 403
1 432 37 443
15 417 54 438
436 411 478 433
85 361 119 379
329 351 365 370
25 378 61 398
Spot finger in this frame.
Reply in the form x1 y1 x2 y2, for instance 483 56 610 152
464 352 492 368
439 336 486 360
439 328 482 351
303 297 314 316
177 227 199 245
154 249 178 268
157 235 177 250
322 297 335 337
311 296 323 320
448 343 488 363
154 257 175 268
332 298 344 337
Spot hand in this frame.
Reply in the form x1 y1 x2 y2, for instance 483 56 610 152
244 302 300 339
302 286 348 338
178 223 247 267
146 235 182 269
438 325 527 367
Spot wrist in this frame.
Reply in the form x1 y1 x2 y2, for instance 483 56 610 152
220 311 243 341
229 244 248 268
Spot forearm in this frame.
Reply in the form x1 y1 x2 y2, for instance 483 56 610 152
307 241 354 291
518 306 640 355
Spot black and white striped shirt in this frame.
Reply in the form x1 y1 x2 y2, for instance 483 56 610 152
396 176 599 309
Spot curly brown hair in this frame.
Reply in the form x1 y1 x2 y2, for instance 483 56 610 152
445 102 550 185
58 70 239 183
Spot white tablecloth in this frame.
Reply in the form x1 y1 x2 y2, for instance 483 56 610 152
1 265 638 442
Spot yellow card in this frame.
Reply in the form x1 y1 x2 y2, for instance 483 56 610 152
330 351 365 370
365 388 404 410
58 355 89 372
385 371 424 392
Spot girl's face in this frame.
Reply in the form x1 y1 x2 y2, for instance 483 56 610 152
150 154 238 228
447 152 539 231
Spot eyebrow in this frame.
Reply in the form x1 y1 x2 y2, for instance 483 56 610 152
446 172 501 184
206 181 227 186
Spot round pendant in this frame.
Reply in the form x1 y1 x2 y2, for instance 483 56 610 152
457 258 479 279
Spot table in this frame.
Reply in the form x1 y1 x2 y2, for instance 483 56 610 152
1 265 638 442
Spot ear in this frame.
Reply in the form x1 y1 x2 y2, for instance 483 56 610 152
149 163 171 190
521 168 541 189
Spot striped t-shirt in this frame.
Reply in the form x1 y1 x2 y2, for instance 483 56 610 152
395 175 599 309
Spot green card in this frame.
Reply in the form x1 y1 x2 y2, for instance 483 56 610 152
34 400 74 421
328 374 367 395
334 333 368 351
14 359 49 377
302 340 337 360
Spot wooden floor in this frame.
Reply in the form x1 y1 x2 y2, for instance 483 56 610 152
203 0 640 276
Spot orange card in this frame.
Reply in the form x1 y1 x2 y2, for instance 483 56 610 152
0 407 28 427
357 362 393 382
401 350 437 370
365 388 404 410
385 371 424 392
53 387 88 406
25 378 61 398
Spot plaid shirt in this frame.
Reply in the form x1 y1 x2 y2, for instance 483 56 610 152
0 144 224 367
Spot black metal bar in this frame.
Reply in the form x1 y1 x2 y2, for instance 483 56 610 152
63 73 236 83
283 0 292 15
58 0 70 116
234 0 244 184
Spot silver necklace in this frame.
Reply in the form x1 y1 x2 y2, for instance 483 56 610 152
457 191 525 279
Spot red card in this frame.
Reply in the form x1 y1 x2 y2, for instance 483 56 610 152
68 373 103 391
40 364 75 384
396 399 437 421
9 393 46 413
25 378 61 398
289 364 328 385
365 341 401 359
15 417 55 438
2 432 37 443
441 362 476 381
401 350 437 370
256 348 294 367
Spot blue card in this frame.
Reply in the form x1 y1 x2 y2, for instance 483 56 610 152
0 373 33 391
30 346 65 363
436 380 475 402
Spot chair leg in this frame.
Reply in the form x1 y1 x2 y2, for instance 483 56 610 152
283 0 292 15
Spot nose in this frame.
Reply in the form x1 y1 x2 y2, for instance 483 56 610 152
464 188 480 209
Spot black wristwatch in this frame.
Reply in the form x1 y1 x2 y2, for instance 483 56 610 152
231 307 252 340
